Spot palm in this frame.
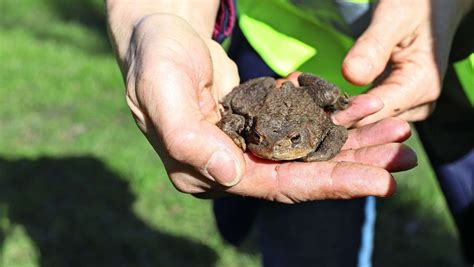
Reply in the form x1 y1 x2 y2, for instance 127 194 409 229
225 116 414 202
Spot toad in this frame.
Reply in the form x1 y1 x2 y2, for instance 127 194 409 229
217 73 349 161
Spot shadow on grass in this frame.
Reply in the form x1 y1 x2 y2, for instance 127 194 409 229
47 0 107 36
374 197 465 267
0 156 217 267
2 0 112 54
44 0 111 54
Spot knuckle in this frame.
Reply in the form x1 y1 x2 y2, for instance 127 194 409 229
425 88 441 102
269 164 304 204
359 32 388 57
418 102 437 120
264 190 297 204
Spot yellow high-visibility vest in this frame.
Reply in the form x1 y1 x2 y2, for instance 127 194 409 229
238 0 372 95
454 53 474 106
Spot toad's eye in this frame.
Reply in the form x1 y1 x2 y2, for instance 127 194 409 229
249 131 262 144
290 133 301 145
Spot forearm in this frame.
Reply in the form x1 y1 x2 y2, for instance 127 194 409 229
106 0 220 64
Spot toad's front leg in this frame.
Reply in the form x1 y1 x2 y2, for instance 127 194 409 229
217 114 247 151
302 125 348 162
298 73 349 111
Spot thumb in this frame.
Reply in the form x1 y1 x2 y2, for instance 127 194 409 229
342 0 419 85
161 117 245 187
139 70 245 187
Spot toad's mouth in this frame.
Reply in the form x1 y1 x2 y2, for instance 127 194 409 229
248 145 313 161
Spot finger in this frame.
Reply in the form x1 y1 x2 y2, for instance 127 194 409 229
275 71 301 87
353 61 440 126
205 39 240 102
343 117 411 150
185 118 414 199
287 71 301 85
342 0 419 85
396 102 436 121
335 143 417 172
228 157 397 203
331 94 384 127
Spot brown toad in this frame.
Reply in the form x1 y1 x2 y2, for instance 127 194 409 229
217 73 349 161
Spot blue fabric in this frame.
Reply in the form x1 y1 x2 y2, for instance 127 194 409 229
436 150 474 216
434 150 474 264
357 196 376 267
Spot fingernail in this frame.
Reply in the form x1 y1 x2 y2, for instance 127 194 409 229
205 150 242 186
345 56 373 77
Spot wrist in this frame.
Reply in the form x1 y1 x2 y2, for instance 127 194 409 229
106 0 220 61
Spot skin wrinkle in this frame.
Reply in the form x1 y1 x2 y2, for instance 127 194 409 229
395 59 440 105
199 90 220 123
171 173 205 194
162 127 201 163
161 118 237 169
396 29 418 50
367 84 411 119
273 162 314 203
163 148 216 189
271 164 288 202
125 94 147 131
379 144 396 170
352 127 364 150
362 32 389 63
398 102 436 121
285 162 314 202
347 163 377 197
141 68 202 133
124 32 138 77
331 162 350 198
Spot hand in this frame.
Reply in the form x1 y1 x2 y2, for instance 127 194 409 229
215 75 416 203
342 0 473 125
107 3 417 203
118 14 244 189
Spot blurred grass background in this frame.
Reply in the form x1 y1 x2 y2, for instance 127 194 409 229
0 0 467 266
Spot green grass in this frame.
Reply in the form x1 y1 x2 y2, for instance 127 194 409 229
0 0 466 266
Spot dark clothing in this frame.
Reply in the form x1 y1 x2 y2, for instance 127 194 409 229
415 12 474 263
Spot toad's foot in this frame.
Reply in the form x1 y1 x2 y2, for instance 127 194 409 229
302 124 347 162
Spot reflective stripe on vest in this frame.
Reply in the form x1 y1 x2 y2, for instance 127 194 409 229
454 53 474 107
237 0 370 95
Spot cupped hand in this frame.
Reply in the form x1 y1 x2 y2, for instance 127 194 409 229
123 14 244 189
120 14 417 203
342 0 472 126
207 116 416 203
